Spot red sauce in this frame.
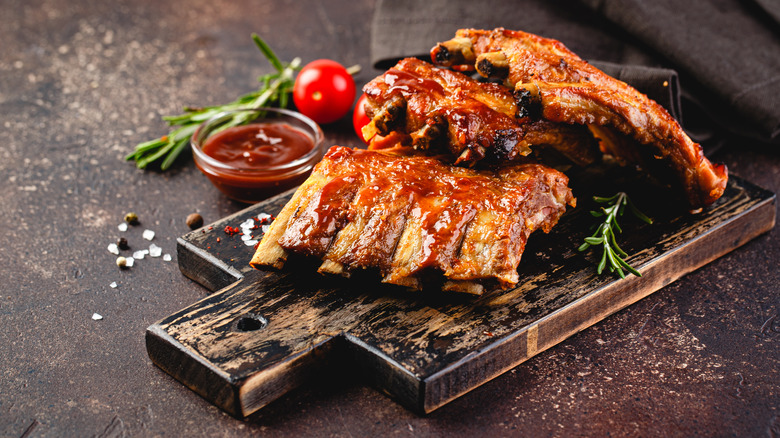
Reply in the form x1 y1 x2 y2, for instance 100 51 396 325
194 122 321 203
202 123 314 169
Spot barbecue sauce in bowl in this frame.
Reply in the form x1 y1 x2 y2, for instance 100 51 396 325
192 108 324 203
202 124 314 169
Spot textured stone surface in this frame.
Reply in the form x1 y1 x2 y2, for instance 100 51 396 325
0 0 777 436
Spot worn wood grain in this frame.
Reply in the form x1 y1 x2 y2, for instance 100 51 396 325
147 174 775 418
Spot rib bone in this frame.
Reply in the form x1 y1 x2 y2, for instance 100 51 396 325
409 116 446 151
431 37 475 67
476 51 509 80
368 94 406 137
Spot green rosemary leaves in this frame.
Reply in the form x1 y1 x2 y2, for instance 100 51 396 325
579 192 653 278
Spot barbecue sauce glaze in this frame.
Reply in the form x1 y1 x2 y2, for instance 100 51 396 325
276 146 574 288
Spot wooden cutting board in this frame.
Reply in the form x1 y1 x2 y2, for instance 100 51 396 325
146 171 775 418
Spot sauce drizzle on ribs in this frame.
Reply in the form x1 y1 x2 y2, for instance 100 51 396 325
251 146 575 294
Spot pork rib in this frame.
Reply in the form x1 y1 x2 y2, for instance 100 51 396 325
250 146 575 294
362 57 599 167
431 28 728 208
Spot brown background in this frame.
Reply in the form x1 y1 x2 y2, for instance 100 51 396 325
1 0 778 436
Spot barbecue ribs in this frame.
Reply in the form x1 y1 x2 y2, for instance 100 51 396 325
250 146 575 294
430 28 727 208
362 57 600 167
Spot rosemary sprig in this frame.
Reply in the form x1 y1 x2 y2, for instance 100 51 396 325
125 34 301 170
578 192 653 278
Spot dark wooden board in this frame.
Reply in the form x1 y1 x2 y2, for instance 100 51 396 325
146 173 775 418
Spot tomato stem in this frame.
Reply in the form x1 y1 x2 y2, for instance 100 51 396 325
346 64 361 76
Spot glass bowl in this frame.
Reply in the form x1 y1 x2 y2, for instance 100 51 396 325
191 107 324 203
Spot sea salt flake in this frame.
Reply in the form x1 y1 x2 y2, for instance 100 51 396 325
241 234 252 241
92 313 103 320
117 223 128 232
261 224 270 233
142 229 155 240
244 239 258 246
240 219 255 229
162 254 172 261
107 243 119 255
149 243 162 257
133 250 146 259
109 281 118 288
257 213 272 221
125 257 135 267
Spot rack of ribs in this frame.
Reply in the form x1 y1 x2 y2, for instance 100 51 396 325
362 57 600 167
250 146 575 295
430 28 727 208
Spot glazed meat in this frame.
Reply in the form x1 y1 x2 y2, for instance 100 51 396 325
431 28 728 208
362 57 599 167
250 146 575 294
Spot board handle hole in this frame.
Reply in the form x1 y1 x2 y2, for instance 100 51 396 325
236 314 268 332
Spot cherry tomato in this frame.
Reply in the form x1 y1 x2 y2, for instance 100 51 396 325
352 93 372 143
293 59 356 125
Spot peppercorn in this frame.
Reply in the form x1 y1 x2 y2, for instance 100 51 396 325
186 213 204 229
124 212 139 225
116 256 128 268
117 237 129 250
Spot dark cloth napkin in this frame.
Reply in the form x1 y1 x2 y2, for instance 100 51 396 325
370 0 780 149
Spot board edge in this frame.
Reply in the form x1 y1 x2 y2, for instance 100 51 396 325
145 323 243 417
420 191 776 413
